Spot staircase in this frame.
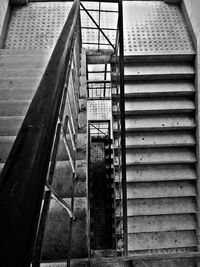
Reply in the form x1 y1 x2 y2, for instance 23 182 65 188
112 0 199 259
0 48 88 262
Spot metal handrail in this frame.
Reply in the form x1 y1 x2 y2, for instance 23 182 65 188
0 0 80 266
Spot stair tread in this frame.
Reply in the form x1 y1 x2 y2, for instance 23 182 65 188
0 87 36 100
0 77 41 89
128 230 197 251
125 164 197 182
123 81 195 97
124 131 195 148
123 181 196 199
125 147 196 165
124 197 197 216
0 49 53 55
113 114 196 131
125 214 196 234
0 68 44 78
123 98 195 114
123 63 194 76
0 55 49 69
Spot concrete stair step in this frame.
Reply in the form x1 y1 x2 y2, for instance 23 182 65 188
122 53 195 63
122 197 197 217
40 261 131 267
125 164 197 182
122 181 196 199
0 100 30 116
121 63 195 81
128 230 197 251
121 98 195 115
0 77 41 89
123 131 195 148
0 57 49 69
122 81 195 97
0 87 36 100
0 52 50 69
0 116 24 135
125 214 196 234
124 147 196 165
113 114 196 132
0 49 52 55
0 68 44 78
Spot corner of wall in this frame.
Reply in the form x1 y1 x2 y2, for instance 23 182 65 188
0 0 10 48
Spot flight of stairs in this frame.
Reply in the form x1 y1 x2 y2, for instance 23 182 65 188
112 52 198 255
0 48 88 261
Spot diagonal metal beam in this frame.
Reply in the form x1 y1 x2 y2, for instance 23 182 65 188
80 2 115 50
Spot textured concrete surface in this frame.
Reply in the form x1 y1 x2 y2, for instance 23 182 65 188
0 0 9 48
52 160 86 198
42 198 87 260
183 0 200 41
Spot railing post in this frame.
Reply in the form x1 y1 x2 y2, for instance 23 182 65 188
118 0 128 256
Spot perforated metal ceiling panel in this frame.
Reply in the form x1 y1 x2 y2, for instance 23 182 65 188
5 2 72 49
87 100 111 120
123 1 194 55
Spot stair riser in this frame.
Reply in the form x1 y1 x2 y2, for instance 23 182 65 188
119 181 196 199
128 230 197 251
124 164 197 182
118 198 197 217
118 214 197 233
0 69 44 78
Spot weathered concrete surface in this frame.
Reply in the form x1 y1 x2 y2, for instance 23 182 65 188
42 198 87 259
133 259 196 267
52 160 86 198
182 4 200 263
57 133 87 161
0 0 10 48
41 49 88 261
182 0 200 42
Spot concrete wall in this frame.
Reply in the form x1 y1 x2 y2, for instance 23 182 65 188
182 2 200 262
182 0 200 44
0 0 10 48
